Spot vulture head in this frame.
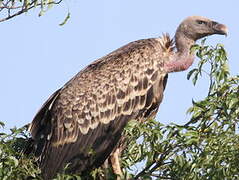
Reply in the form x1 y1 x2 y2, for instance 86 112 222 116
176 16 227 40
175 16 227 53
165 16 227 72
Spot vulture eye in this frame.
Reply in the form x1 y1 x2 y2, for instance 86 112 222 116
197 20 206 25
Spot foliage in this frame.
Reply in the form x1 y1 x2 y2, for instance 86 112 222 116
0 123 41 179
0 123 83 179
1 41 239 179
120 41 239 179
0 0 67 24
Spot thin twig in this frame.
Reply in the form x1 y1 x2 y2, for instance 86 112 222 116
133 144 172 179
208 60 214 96
0 5 22 9
0 0 63 23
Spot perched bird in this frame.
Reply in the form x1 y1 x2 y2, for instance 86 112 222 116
28 16 227 179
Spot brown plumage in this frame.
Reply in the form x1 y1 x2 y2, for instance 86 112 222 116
29 16 227 179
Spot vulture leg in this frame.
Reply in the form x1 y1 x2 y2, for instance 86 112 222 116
110 148 123 179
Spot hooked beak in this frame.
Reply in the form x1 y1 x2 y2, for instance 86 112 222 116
213 23 228 36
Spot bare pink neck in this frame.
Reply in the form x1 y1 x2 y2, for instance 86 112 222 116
164 53 194 73
164 33 195 73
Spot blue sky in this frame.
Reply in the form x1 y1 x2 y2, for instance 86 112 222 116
1 0 238 130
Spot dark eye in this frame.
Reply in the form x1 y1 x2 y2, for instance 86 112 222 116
197 20 206 25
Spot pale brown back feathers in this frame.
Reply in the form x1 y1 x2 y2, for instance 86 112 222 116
29 35 174 179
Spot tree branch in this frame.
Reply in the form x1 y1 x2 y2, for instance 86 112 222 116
133 144 173 179
0 0 63 23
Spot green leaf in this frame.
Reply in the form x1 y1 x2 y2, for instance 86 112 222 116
187 68 198 80
228 97 239 109
38 9 45 17
0 121 5 128
47 0 54 10
59 12 71 26
192 72 199 86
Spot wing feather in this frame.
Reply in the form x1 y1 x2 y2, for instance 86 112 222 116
30 35 173 179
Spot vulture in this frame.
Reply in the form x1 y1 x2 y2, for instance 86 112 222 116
28 16 227 179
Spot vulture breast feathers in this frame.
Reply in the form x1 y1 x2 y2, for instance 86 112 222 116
29 35 174 179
